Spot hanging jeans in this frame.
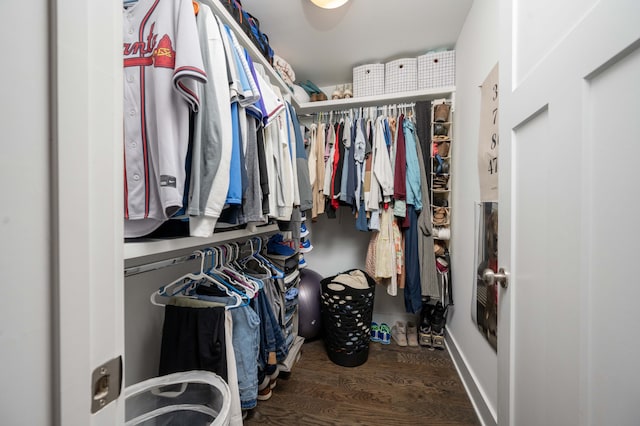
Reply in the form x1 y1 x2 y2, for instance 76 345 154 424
252 291 288 370
198 295 260 410
404 205 423 313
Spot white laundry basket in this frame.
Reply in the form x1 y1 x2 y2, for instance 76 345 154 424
124 371 231 426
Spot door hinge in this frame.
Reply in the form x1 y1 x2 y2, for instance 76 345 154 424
91 356 122 414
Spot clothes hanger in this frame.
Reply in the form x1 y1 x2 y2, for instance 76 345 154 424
206 247 256 300
248 236 284 279
150 250 243 309
149 250 207 306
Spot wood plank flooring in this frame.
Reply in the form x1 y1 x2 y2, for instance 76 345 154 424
245 339 480 425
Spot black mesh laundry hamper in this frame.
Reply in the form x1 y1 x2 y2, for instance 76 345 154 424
320 269 376 367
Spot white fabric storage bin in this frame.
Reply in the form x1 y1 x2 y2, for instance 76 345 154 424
352 63 385 97
384 58 417 94
418 50 456 89
125 371 231 426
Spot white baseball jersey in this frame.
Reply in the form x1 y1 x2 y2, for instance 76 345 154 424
123 0 207 238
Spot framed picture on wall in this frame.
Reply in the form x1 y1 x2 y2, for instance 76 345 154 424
473 201 498 351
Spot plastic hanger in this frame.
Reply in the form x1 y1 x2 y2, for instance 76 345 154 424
150 250 207 306
205 248 254 303
150 249 244 309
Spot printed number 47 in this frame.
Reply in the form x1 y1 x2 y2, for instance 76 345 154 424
488 157 498 175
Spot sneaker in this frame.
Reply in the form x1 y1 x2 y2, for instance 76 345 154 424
258 371 272 400
268 365 280 390
257 385 272 401
267 234 296 256
431 302 446 350
419 303 434 348
406 321 419 347
300 223 310 238
391 321 408 347
377 323 391 344
258 373 270 391
298 254 307 269
299 238 313 253
370 322 380 342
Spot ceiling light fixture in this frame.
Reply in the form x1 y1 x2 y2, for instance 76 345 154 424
309 0 349 9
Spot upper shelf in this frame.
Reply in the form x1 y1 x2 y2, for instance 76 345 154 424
295 86 456 115
204 0 295 105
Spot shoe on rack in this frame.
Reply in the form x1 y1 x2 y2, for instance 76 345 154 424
257 385 272 401
267 364 279 390
406 321 419 347
343 83 353 99
258 368 273 400
298 254 307 269
431 302 446 350
267 234 296 256
300 222 310 238
331 85 344 100
419 303 434 348
391 321 408 347
299 238 313 253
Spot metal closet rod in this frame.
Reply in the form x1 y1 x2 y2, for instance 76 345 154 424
124 236 268 278
305 102 417 118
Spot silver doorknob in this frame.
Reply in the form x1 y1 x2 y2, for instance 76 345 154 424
482 268 509 289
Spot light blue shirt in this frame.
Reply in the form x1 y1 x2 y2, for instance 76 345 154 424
404 119 422 211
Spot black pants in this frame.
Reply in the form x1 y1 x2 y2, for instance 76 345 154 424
159 304 228 382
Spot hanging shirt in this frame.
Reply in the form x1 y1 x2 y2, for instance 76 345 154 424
188 8 232 237
353 118 367 211
393 114 407 218
123 0 207 237
404 118 422 212
371 115 394 206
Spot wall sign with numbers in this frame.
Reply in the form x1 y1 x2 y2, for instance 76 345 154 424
478 63 499 201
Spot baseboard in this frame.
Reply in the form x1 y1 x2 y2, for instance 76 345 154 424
445 329 497 426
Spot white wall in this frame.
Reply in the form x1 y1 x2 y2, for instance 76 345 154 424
447 0 499 423
0 1 52 424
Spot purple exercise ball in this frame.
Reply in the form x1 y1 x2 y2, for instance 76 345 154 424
298 268 323 340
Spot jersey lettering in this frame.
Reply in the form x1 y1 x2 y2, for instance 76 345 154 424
123 23 175 69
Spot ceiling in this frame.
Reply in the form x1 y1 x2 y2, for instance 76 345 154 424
240 0 473 88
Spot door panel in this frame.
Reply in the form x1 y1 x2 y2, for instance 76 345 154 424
499 0 640 424
514 0 597 84
54 0 124 424
585 46 640 425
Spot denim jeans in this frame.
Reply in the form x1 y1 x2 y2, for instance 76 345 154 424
404 205 423 313
198 295 260 410
252 290 289 369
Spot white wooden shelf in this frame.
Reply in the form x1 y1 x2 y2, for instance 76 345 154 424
124 223 280 262
295 86 455 114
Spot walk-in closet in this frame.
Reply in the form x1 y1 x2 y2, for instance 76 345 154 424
2 0 640 425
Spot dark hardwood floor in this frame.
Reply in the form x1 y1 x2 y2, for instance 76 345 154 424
244 339 480 425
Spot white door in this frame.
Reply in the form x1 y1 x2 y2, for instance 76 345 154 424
498 1 640 425
54 0 124 424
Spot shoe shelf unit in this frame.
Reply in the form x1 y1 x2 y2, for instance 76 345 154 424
263 251 304 374
430 98 453 302
295 86 456 115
